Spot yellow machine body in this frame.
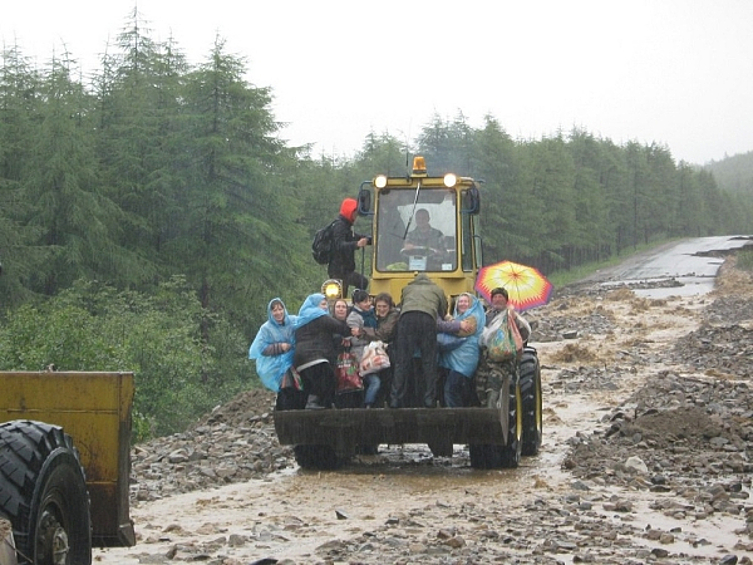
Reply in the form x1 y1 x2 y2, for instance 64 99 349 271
0 371 135 547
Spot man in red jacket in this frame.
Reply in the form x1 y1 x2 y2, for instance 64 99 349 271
328 198 371 298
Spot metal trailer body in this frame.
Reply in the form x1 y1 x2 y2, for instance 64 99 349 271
0 371 135 562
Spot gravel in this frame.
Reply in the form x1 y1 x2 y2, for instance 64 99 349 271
114 256 753 565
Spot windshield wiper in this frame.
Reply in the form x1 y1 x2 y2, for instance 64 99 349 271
402 180 422 240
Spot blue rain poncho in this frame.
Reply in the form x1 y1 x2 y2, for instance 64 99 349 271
248 298 297 392
439 293 485 378
295 293 329 328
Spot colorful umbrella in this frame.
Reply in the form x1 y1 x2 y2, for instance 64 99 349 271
475 260 553 311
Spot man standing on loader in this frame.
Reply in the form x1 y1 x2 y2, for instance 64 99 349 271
328 198 370 298
389 273 448 409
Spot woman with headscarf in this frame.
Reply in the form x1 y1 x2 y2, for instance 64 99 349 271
331 297 363 408
248 298 297 393
294 293 352 409
439 292 485 407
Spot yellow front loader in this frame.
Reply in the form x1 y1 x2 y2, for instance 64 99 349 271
275 157 542 471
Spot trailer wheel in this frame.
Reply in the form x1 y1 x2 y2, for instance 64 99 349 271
469 378 522 469
519 347 543 456
293 445 343 470
0 421 91 565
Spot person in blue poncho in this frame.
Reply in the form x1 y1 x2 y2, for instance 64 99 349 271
439 292 485 407
248 298 297 393
294 293 352 409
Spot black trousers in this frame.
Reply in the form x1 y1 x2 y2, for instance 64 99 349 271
299 362 336 407
390 312 438 408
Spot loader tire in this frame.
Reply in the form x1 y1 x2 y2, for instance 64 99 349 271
519 347 543 456
293 445 344 471
0 420 91 565
469 379 522 469
498 378 523 468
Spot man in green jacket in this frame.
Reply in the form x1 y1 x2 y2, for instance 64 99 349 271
389 273 448 408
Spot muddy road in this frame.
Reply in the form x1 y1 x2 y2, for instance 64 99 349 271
96 236 753 565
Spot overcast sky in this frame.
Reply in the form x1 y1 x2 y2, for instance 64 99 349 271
3 0 752 165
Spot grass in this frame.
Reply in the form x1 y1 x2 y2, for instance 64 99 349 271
737 248 753 271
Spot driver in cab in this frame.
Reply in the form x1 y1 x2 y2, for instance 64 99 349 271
404 208 445 255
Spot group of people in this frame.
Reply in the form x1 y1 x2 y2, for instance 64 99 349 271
248 279 530 412
248 290 399 410
386 274 530 409
248 197 531 410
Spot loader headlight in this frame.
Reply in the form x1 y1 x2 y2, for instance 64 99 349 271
443 173 457 188
374 175 387 188
321 279 343 300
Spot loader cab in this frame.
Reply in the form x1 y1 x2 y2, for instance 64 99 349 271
357 156 483 302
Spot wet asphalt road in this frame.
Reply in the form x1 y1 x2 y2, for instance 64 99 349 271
581 235 753 298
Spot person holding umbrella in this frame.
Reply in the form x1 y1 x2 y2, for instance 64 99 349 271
476 287 531 408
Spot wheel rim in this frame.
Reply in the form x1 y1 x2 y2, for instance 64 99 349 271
36 505 69 565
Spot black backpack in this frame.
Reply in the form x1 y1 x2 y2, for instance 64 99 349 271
312 220 337 264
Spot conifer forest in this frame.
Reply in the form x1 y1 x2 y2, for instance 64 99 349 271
1 17 751 437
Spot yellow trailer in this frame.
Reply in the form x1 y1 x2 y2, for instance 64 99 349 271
0 371 135 565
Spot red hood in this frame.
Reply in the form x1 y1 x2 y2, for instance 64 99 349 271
339 198 358 223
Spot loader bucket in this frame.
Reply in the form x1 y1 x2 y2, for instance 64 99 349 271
274 407 509 459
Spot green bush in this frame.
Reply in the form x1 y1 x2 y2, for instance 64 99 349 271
0 277 251 439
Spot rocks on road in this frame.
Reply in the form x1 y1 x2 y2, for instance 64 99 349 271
99 254 753 565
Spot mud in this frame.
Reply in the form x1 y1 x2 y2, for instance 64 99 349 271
95 255 753 564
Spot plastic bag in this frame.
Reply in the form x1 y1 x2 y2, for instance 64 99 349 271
483 310 523 362
486 328 516 361
360 341 391 376
336 351 363 392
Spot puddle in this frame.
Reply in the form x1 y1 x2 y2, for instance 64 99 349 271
632 275 717 299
